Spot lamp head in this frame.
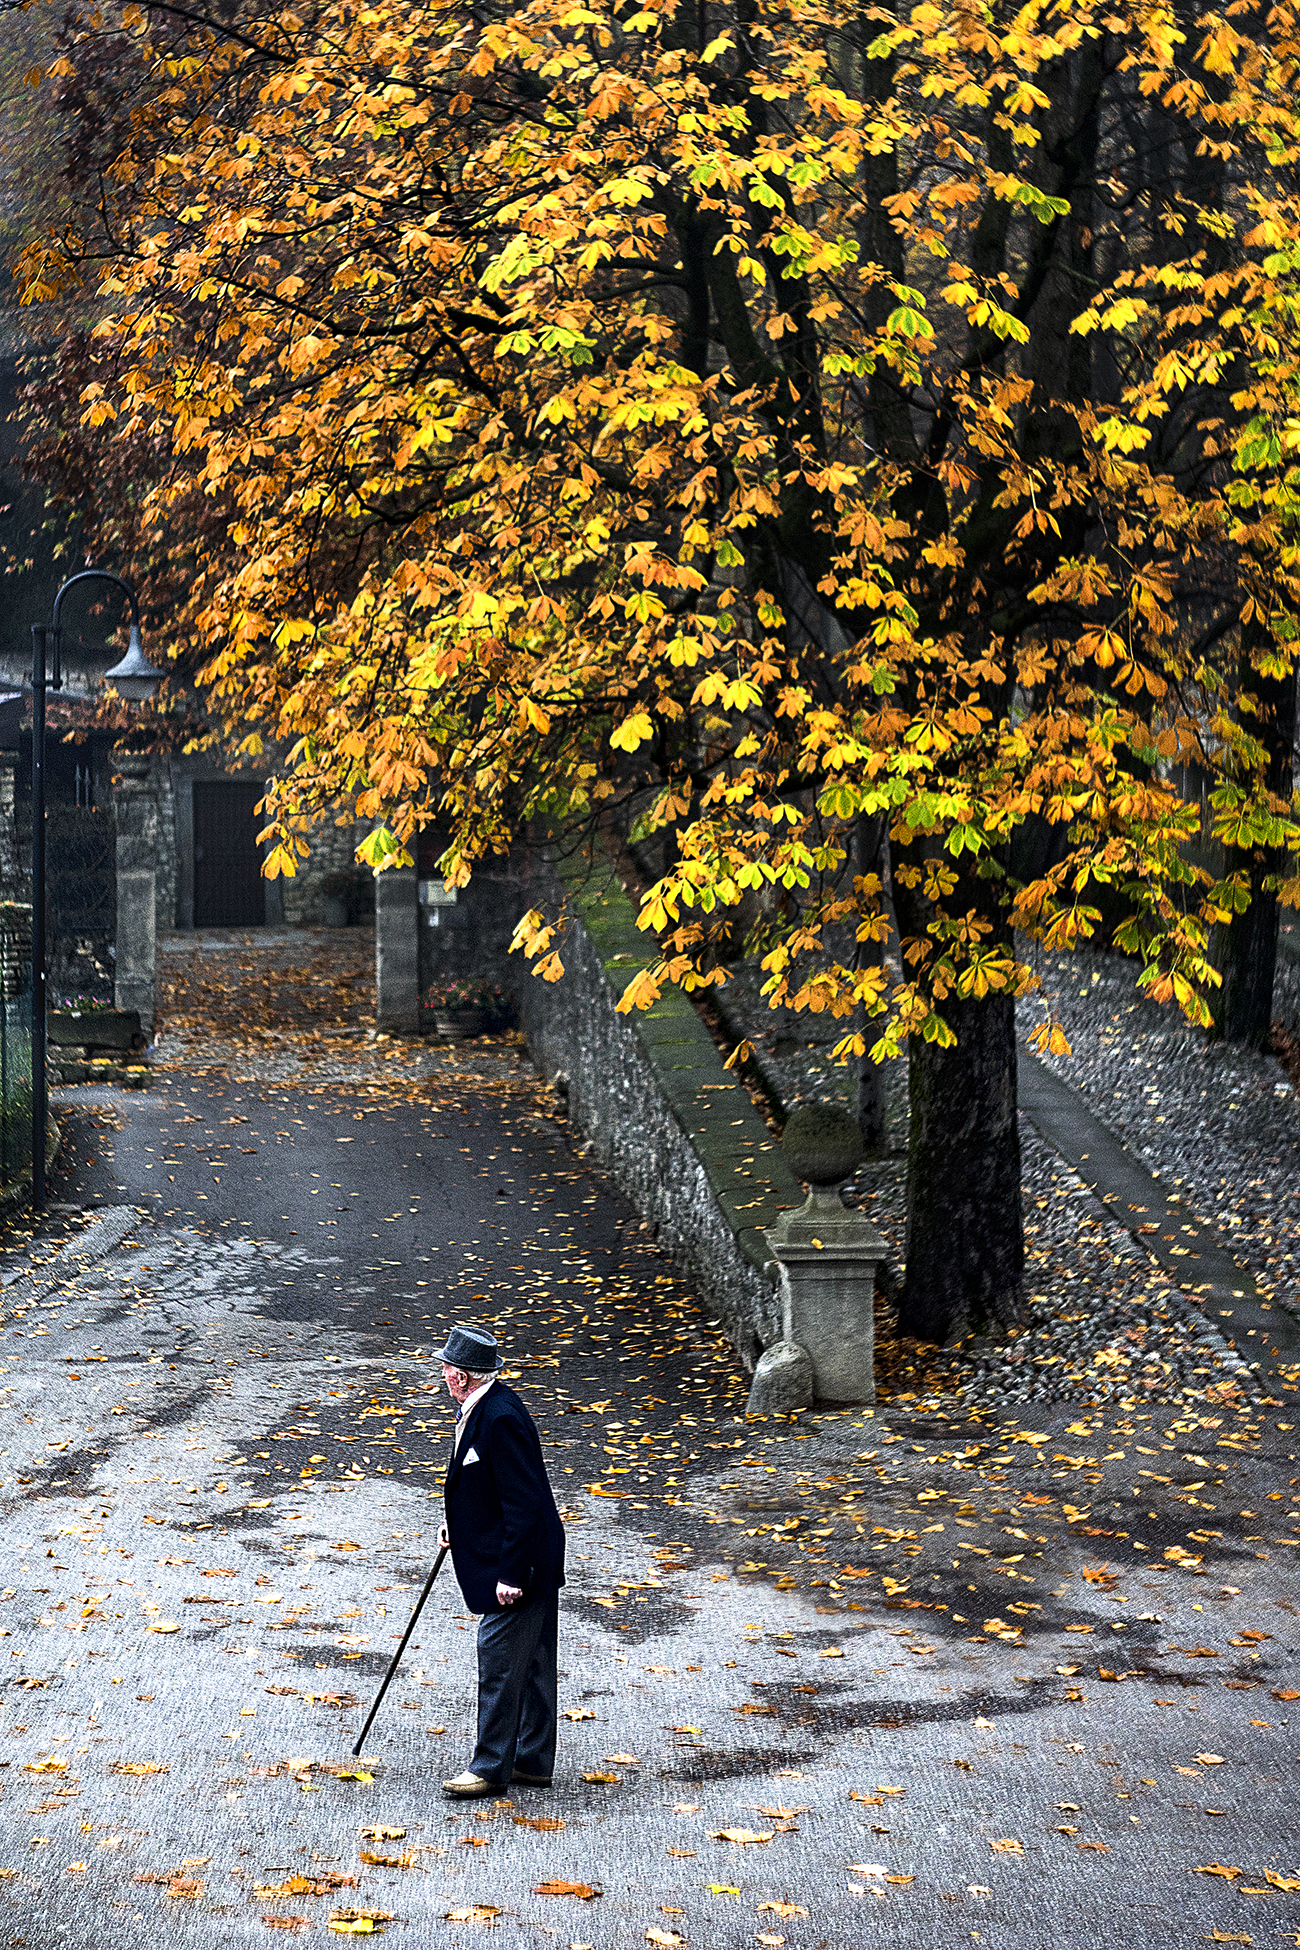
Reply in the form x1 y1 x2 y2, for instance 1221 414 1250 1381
104 622 164 704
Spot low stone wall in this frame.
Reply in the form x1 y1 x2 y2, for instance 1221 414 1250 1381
515 847 801 1370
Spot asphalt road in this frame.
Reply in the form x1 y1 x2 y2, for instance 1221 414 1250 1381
0 1019 1297 1948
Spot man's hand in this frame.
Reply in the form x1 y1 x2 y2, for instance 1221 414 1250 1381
437 1522 450 1550
496 1582 523 1607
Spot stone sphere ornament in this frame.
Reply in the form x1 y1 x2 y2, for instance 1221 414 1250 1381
780 1101 866 1186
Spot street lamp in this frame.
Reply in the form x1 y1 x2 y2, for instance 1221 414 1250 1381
31 570 165 1208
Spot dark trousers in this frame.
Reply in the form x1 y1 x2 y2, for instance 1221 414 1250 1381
469 1586 558 1784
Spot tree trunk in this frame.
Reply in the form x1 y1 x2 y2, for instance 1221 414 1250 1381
1212 636 1297 1051
855 813 887 1152
900 993 1024 1344
1214 877 1280 1051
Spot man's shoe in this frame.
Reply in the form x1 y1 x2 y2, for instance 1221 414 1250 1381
511 1768 552 1787
442 1771 499 1799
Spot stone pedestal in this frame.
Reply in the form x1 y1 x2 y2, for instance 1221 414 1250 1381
763 1186 885 1404
375 862 419 1032
113 753 157 1033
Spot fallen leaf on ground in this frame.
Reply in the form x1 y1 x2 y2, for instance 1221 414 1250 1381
754 1807 808 1819
990 1839 1023 1855
112 1760 168 1776
1272 1688 1300 1702
147 1622 180 1635
359 1827 405 1842
646 1931 684 1947
262 1920 309 1932
562 1707 596 1722
257 1873 357 1898
756 1935 785 1948
605 1753 640 1765
327 1911 392 1935
359 1851 416 1869
712 1831 774 1846
533 1881 600 1900
25 1759 68 1775
1266 1871 1300 1892
444 1907 499 1924
1195 1754 1226 1767
1194 1865 1242 1880
666 1848 695 1858
581 1772 619 1784
758 1902 808 1919
818 1648 845 1659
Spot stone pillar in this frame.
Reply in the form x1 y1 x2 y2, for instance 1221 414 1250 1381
113 752 157 1032
375 862 419 1032
0 750 19 896
763 1186 885 1403
747 1103 885 1412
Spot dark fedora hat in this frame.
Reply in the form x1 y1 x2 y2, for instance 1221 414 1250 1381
437 1323 504 1373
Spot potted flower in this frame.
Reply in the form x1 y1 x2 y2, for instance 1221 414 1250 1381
422 979 516 1041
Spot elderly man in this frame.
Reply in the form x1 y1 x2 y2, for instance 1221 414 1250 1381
435 1323 566 1799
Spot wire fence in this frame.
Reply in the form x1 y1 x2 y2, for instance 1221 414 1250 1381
0 904 33 1187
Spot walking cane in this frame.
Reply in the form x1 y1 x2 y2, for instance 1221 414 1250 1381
352 1545 448 1757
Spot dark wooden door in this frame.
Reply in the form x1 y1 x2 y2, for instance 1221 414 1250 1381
193 781 265 927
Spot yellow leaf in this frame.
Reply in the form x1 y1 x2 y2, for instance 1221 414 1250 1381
610 711 654 752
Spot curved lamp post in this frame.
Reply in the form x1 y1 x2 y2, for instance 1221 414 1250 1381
31 571 165 1208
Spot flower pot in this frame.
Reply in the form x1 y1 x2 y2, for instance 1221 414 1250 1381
433 1006 488 1042
321 896 349 928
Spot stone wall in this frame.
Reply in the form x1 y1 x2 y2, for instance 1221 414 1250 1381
514 846 801 1370
281 815 371 928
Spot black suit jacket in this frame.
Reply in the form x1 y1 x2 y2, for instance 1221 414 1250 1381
444 1381 566 1614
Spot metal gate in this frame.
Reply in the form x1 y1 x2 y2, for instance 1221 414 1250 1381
193 781 266 927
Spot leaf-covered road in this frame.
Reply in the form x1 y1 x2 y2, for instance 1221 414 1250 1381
0 930 1297 1946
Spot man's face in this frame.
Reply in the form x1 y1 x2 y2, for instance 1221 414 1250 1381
442 1363 473 1403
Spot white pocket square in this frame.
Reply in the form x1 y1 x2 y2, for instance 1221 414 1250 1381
461 1446 480 1466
